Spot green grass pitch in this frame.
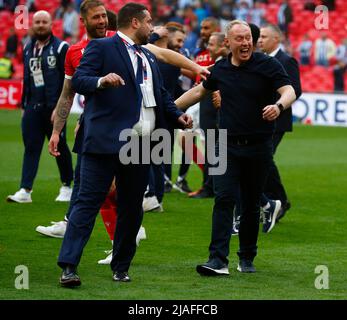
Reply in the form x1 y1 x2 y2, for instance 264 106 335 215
0 109 346 300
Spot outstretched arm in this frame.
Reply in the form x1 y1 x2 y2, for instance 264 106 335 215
145 44 210 80
175 83 210 111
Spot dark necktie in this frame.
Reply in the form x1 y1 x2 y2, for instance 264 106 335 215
133 44 143 85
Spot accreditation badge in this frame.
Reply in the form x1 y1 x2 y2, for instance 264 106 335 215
140 83 156 108
29 57 45 87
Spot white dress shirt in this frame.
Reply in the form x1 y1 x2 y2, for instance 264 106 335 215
117 31 156 136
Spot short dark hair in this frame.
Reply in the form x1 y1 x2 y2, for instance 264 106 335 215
80 0 105 19
249 23 260 46
117 3 148 29
201 17 219 29
106 9 117 30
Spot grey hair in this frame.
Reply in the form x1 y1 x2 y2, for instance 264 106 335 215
225 20 250 36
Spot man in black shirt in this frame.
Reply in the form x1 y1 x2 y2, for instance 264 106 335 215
175 20 296 275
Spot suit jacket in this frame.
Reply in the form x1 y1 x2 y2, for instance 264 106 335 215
274 49 302 132
72 34 184 154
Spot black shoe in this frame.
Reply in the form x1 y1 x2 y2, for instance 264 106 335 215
237 259 256 273
262 200 281 233
164 180 172 193
189 189 214 199
173 178 192 193
196 259 229 276
113 271 131 282
276 201 291 222
60 265 81 287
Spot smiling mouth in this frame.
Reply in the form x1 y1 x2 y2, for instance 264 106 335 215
240 49 250 55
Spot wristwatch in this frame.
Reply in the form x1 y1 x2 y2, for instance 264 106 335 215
276 102 284 113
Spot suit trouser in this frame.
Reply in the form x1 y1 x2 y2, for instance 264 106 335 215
20 104 73 189
65 153 82 220
58 152 150 273
264 132 288 204
209 138 272 265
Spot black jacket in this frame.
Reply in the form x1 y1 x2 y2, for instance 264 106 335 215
274 49 302 132
22 35 68 108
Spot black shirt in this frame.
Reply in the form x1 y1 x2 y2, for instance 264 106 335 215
157 60 181 98
202 52 291 136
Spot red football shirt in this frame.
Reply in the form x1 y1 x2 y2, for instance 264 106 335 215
194 49 214 84
64 31 116 79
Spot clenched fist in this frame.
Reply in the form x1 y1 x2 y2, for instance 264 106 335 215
100 73 125 88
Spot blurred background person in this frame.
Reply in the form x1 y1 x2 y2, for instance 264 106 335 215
333 38 347 92
314 32 336 67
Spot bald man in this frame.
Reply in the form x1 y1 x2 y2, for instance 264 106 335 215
7 10 74 204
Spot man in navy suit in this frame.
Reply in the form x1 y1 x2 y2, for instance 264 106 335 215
57 2 192 287
258 24 302 223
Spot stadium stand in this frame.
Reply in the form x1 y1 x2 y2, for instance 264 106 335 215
0 0 345 92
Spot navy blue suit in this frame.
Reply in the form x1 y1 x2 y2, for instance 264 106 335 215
58 34 184 273
264 49 302 205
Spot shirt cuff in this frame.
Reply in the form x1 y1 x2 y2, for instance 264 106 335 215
97 77 103 89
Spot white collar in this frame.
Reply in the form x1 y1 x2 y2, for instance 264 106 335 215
269 46 281 57
117 31 135 46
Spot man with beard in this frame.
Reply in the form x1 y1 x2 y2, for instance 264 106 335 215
7 10 74 204
37 1 208 266
57 2 193 286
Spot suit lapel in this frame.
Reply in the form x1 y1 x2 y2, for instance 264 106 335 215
142 48 160 94
114 34 137 86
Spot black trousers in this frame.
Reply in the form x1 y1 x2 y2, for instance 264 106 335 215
199 94 218 194
20 104 73 189
263 132 288 204
58 152 150 273
333 66 346 92
209 138 272 264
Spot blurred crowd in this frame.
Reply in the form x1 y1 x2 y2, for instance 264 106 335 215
0 0 346 92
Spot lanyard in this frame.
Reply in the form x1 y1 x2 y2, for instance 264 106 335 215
120 37 148 81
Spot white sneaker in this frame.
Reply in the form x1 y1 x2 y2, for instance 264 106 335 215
98 226 147 265
136 226 146 246
143 196 160 212
7 188 32 203
35 221 67 238
98 250 113 265
55 186 72 202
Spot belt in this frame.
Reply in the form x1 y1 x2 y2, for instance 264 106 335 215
228 135 271 146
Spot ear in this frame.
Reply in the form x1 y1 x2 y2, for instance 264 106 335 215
131 17 140 29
